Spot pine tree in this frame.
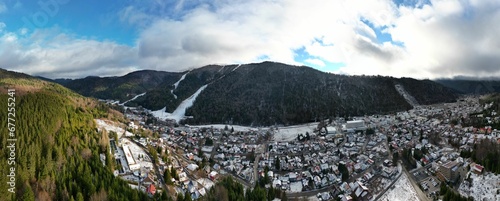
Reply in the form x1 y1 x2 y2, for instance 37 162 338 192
164 168 173 185
338 163 349 182
76 192 84 201
184 192 192 201
21 184 35 201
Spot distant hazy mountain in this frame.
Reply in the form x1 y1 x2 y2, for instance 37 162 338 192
435 79 500 94
54 62 458 125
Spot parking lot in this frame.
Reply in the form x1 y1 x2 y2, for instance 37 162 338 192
410 166 441 199
412 168 430 182
419 177 439 190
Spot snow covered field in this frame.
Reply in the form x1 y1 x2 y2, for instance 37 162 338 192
189 124 262 132
371 177 393 197
273 123 318 142
288 181 303 193
459 172 500 201
95 119 134 138
307 197 319 201
120 138 154 170
379 173 419 201
151 85 208 123
189 123 317 142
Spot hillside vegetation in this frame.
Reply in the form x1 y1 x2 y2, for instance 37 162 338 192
59 70 182 103
185 62 458 125
0 69 149 201
435 79 500 94
55 62 458 126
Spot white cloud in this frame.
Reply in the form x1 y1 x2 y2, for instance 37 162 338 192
19 28 28 35
0 30 139 78
135 0 400 72
118 6 156 28
304 58 326 67
361 0 500 79
2 0 500 79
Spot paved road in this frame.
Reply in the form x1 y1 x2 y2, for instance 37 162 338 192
360 135 371 153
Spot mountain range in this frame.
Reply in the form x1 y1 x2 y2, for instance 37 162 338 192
435 79 500 94
49 61 460 126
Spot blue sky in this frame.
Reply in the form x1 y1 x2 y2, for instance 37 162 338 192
0 0 499 79
2 1 137 44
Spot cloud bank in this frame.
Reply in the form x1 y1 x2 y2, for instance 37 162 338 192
0 0 499 79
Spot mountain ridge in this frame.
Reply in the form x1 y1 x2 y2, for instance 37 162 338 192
435 79 500 94
46 62 459 125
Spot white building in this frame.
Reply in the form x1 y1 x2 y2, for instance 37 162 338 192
123 145 141 170
326 126 337 135
346 120 366 130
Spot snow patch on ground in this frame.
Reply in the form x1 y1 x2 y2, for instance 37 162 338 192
119 92 146 106
95 119 134 139
307 197 320 201
218 65 225 72
189 124 262 132
150 107 171 121
188 123 317 142
394 84 419 107
288 181 303 193
273 123 318 142
189 123 321 142
121 138 154 169
379 173 419 201
171 72 189 99
232 64 242 72
174 73 188 89
152 84 208 123
459 172 500 201
371 177 393 197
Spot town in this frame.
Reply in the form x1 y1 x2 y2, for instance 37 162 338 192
97 95 500 201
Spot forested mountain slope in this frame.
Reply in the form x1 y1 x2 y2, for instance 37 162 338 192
435 79 500 94
58 70 183 103
0 69 150 201
55 62 458 126
184 62 458 125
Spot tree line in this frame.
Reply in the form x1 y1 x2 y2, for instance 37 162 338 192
0 91 151 201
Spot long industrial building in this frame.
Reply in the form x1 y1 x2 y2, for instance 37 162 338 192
123 145 141 170
346 120 366 130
